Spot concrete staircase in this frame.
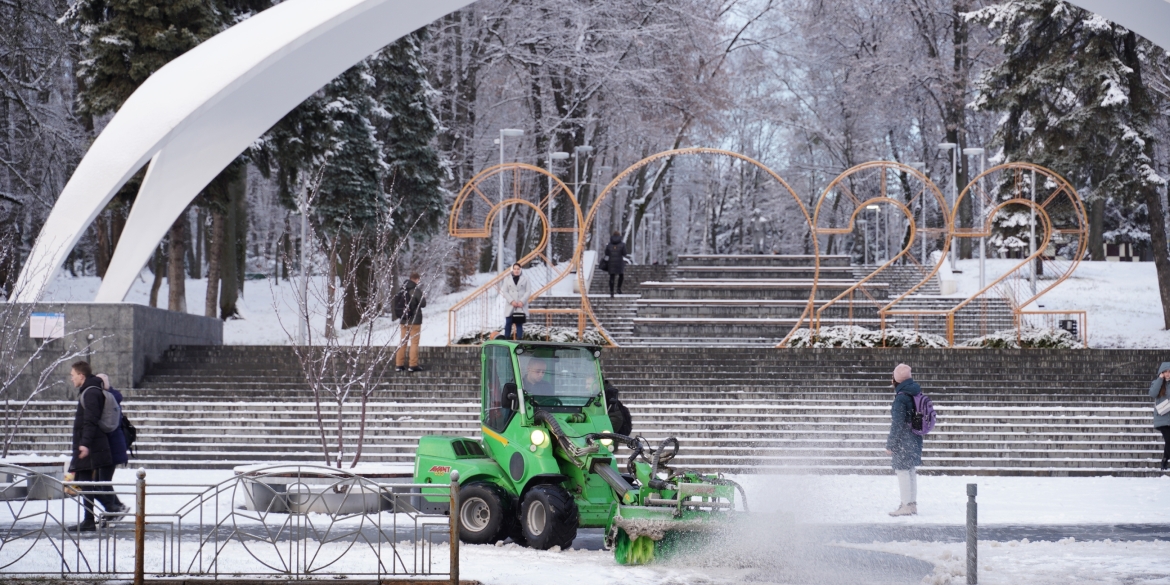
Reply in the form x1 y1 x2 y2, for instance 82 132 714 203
6 346 1165 477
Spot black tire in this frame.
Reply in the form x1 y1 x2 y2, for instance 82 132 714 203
457 482 511 544
519 484 578 550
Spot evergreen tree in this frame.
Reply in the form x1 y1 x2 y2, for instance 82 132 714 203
67 0 221 313
972 0 1170 325
971 1 1159 258
369 31 446 242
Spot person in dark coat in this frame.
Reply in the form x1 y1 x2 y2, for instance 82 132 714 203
68 361 126 532
396 273 427 373
885 363 923 517
1150 362 1170 470
96 375 130 468
604 231 627 297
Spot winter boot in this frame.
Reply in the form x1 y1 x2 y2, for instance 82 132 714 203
1161 457 1168 471
888 503 914 517
908 502 918 515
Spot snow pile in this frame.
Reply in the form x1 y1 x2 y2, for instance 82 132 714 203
784 326 949 348
961 327 1085 349
455 325 607 345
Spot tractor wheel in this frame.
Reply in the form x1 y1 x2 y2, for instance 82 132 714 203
519 484 578 550
457 482 511 544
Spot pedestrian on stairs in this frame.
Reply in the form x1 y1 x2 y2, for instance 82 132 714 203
1150 362 1170 470
396 273 426 373
886 363 922 517
498 263 530 340
604 232 627 297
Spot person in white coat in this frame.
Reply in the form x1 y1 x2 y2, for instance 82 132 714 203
498 263 530 340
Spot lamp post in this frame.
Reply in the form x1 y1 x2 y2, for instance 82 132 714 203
573 145 593 238
1023 126 1038 295
297 191 309 345
964 147 986 289
866 205 880 264
938 143 959 269
547 150 569 264
496 129 524 272
910 162 927 264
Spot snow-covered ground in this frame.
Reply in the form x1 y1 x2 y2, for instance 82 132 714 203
6 469 1165 584
949 258 1170 349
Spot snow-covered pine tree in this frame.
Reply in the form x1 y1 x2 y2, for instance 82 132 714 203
369 31 446 245
67 0 220 312
314 64 389 329
971 1 1159 259
972 0 1170 325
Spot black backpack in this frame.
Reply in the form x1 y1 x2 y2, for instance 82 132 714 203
391 287 409 320
120 414 138 457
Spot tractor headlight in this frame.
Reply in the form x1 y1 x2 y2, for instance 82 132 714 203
599 438 614 448
530 429 549 447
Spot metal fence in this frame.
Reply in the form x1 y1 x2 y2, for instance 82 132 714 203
0 463 460 583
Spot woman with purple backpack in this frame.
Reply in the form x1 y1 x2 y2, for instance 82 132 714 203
886 363 923 517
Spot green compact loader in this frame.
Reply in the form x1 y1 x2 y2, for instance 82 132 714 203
413 340 745 565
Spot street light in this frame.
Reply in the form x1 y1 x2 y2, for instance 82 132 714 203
910 162 927 264
964 147 986 289
496 129 524 272
866 204 880 265
938 143 958 270
547 151 570 264
573 145 594 244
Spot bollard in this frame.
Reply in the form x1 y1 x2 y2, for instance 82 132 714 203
135 468 146 585
966 483 977 585
449 470 460 585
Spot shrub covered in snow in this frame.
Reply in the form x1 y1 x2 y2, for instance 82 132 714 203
961 327 1085 349
784 326 948 348
455 325 607 345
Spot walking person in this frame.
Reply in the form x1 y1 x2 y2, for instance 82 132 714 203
395 272 426 373
499 263 530 340
96 374 129 514
886 363 923 517
1150 362 1170 470
604 231 627 298
67 361 126 532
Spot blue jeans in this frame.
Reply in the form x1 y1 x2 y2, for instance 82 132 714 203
504 317 524 340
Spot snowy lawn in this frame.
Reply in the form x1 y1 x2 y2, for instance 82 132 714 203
951 258 1170 348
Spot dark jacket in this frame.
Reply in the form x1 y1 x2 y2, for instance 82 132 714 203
400 280 427 326
886 379 924 470
70 377 114 472
605 234 627 275
1151 362 1170 428
106 388 129 466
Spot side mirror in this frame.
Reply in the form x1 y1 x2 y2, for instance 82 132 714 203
503 382 518 411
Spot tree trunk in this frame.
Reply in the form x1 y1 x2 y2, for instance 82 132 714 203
167 212 188 313
95 212 111 278
219 166 246 319
326 246 337 339
1088 198 1106 260
205 209 223 318
1145 187 1170 329
149 245 166 308
189 209 203 278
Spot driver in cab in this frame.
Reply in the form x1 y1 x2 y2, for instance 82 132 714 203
523 358 553 395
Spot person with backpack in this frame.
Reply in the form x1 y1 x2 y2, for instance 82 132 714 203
603 232 627 298
67 361 127 532
885 363 926 517
395 272 427 373
1149 362 1170 470
498 263 530 340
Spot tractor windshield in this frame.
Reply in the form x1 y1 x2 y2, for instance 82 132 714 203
517 346 601 408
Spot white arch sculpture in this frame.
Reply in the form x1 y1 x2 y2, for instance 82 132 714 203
12 0 475 303
13 0 1170 303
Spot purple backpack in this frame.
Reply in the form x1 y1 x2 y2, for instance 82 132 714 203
901 392 936 436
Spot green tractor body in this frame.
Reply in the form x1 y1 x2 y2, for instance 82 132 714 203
413 340 741 564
